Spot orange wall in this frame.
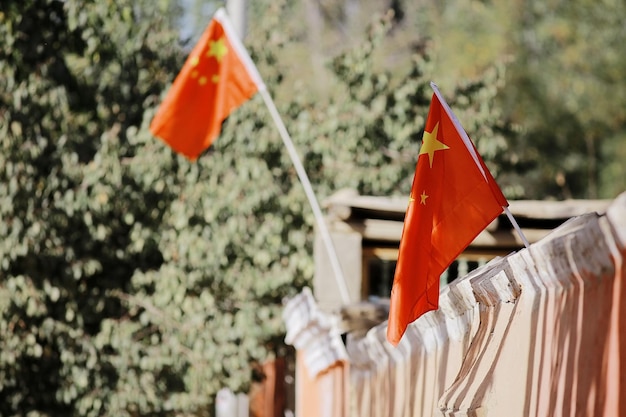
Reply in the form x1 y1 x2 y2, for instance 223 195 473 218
295 352 347 417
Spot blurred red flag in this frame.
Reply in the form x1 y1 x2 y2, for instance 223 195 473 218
387 87 508 346
150 8 265 160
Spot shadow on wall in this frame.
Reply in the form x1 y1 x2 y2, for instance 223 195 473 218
286 191 626 417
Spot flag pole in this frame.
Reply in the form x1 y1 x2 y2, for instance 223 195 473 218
430 82 530 249
216 8 351 304
504 207 530 248
258 89 352 304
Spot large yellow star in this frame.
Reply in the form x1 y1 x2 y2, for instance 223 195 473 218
419 122 449 168
420 191 428 205
207 37 228 62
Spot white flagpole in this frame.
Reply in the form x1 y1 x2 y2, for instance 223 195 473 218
430 82 530 249
218 8 351 303
258 89 352 304
504 207 530 248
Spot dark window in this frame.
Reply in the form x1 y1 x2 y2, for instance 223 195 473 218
363 248 496 299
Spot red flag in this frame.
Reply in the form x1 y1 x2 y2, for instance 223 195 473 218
387 84 508 346
150 8 265 160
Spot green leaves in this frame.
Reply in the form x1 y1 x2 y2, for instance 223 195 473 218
498 0 626 198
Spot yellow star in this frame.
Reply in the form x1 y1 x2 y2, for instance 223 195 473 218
420 191 428 205
207 37 228 62
419 122 449 168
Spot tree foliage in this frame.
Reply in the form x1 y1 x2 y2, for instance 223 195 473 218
274 0 626 199
0 0 193 415
500 0 626 198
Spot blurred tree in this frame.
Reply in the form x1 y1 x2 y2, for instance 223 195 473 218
0 0 188 415
489 0 626 198
266 0 626 199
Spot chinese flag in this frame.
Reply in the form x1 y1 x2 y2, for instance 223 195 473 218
386 86 508 346
150 8 265 160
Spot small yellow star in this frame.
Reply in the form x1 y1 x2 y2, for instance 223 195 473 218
211 74 220 83
419 122 449 168
190 56 200 67
420 191 428 205
198 76 207 85
207 37 228 62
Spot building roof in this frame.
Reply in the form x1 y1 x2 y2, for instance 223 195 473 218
323 188 612 250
